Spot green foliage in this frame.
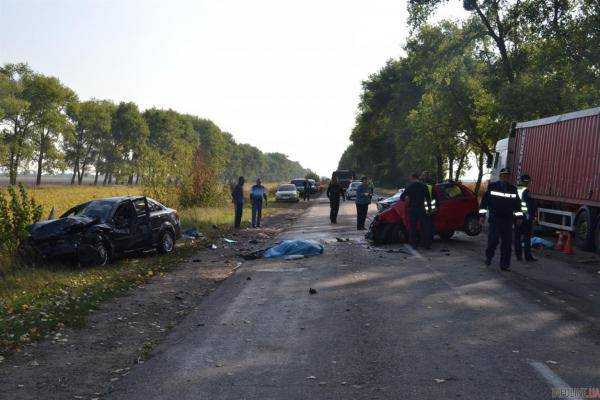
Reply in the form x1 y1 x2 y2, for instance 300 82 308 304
341 1 599 189
305 171 320 181
0 184 42 257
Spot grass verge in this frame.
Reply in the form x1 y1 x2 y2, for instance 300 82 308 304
0 246 193 356
0 198 299 356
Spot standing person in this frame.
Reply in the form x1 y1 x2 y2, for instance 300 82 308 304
250 178 268 228
479 168 522 271
303 180 310 201
231 176 245 229
419 171 436 243
514 173 537 262
355 176 373 230
326 175 343 223
401 173 432 249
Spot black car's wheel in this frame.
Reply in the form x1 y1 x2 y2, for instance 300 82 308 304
574 208 596 251
464 214 482 236
158 230 175 254
78 241 109 267
439 230 455 240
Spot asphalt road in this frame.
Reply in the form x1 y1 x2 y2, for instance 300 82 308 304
110 198 600 399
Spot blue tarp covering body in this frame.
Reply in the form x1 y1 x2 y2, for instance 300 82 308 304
531 236 554 249
264 240 324 258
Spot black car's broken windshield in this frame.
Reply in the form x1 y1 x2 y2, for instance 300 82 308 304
60 200 115 221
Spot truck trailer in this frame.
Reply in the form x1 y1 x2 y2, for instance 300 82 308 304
490 106 600 253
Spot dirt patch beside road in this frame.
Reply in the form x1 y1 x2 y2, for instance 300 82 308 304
0 201 309 400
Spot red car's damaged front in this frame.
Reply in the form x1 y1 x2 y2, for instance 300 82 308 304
367 181 482 244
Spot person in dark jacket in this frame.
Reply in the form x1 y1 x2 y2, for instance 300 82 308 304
479 168 522 270
303 180 310 201
327 176 343 223
250 178 268 228
514 173 537 262
401 173 432 249
231 176 245 229
355 176 373 230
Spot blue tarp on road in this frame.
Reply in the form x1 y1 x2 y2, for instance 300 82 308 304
264 240 324 259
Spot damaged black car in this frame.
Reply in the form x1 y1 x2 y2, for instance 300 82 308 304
23 196 181 266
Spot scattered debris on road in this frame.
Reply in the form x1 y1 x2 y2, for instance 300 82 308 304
309 288 317 294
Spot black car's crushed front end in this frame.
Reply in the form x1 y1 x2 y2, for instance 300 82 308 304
24 216 101 262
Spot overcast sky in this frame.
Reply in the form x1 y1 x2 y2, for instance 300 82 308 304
0 0 466 177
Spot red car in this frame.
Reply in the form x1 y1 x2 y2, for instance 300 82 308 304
367 181 482 244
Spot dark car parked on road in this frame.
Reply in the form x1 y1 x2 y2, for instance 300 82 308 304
24 196 181 266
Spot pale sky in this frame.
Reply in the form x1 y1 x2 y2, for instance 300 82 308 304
0 0 466 177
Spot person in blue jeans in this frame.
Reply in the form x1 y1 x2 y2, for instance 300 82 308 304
231 176 245 229
250 178 268 228
355 176 373 230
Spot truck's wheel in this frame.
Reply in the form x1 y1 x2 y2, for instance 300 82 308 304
574 208 596 251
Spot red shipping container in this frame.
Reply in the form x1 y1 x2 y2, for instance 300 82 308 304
507 107 600 209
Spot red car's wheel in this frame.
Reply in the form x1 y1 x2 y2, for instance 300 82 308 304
464 214 482 236
439 230 455 240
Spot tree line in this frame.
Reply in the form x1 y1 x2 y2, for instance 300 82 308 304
339 0 598 193
0 63 312 190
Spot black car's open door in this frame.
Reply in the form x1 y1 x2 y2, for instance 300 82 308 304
131 197 153 250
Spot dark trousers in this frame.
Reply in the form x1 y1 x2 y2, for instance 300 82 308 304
408 208 431 249
234 202 243 229
486 218 513 267
251 200 263 228
514 219 533 260
330 199 340 223
303 191 310 201
356 203 369 230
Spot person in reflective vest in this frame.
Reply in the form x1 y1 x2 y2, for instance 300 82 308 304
479 168 522 271
514 173 537 262
420 171 437 213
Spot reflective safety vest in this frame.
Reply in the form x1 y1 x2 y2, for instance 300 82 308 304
479 184 522 218
517 187 529 218
424 184 437 213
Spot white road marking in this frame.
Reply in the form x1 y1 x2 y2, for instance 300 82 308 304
529 360 583 400
403 244 425 260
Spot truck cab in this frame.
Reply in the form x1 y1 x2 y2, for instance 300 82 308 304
490 138 509 182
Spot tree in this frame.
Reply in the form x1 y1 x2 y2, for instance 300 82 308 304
305 171 320 181
111 102 149 185
0 64 35 185
28 74 76 185
65 100 114 185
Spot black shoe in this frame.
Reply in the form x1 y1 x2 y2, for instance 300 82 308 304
485 259 491 266
525 257 537 262
500 265 511 271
